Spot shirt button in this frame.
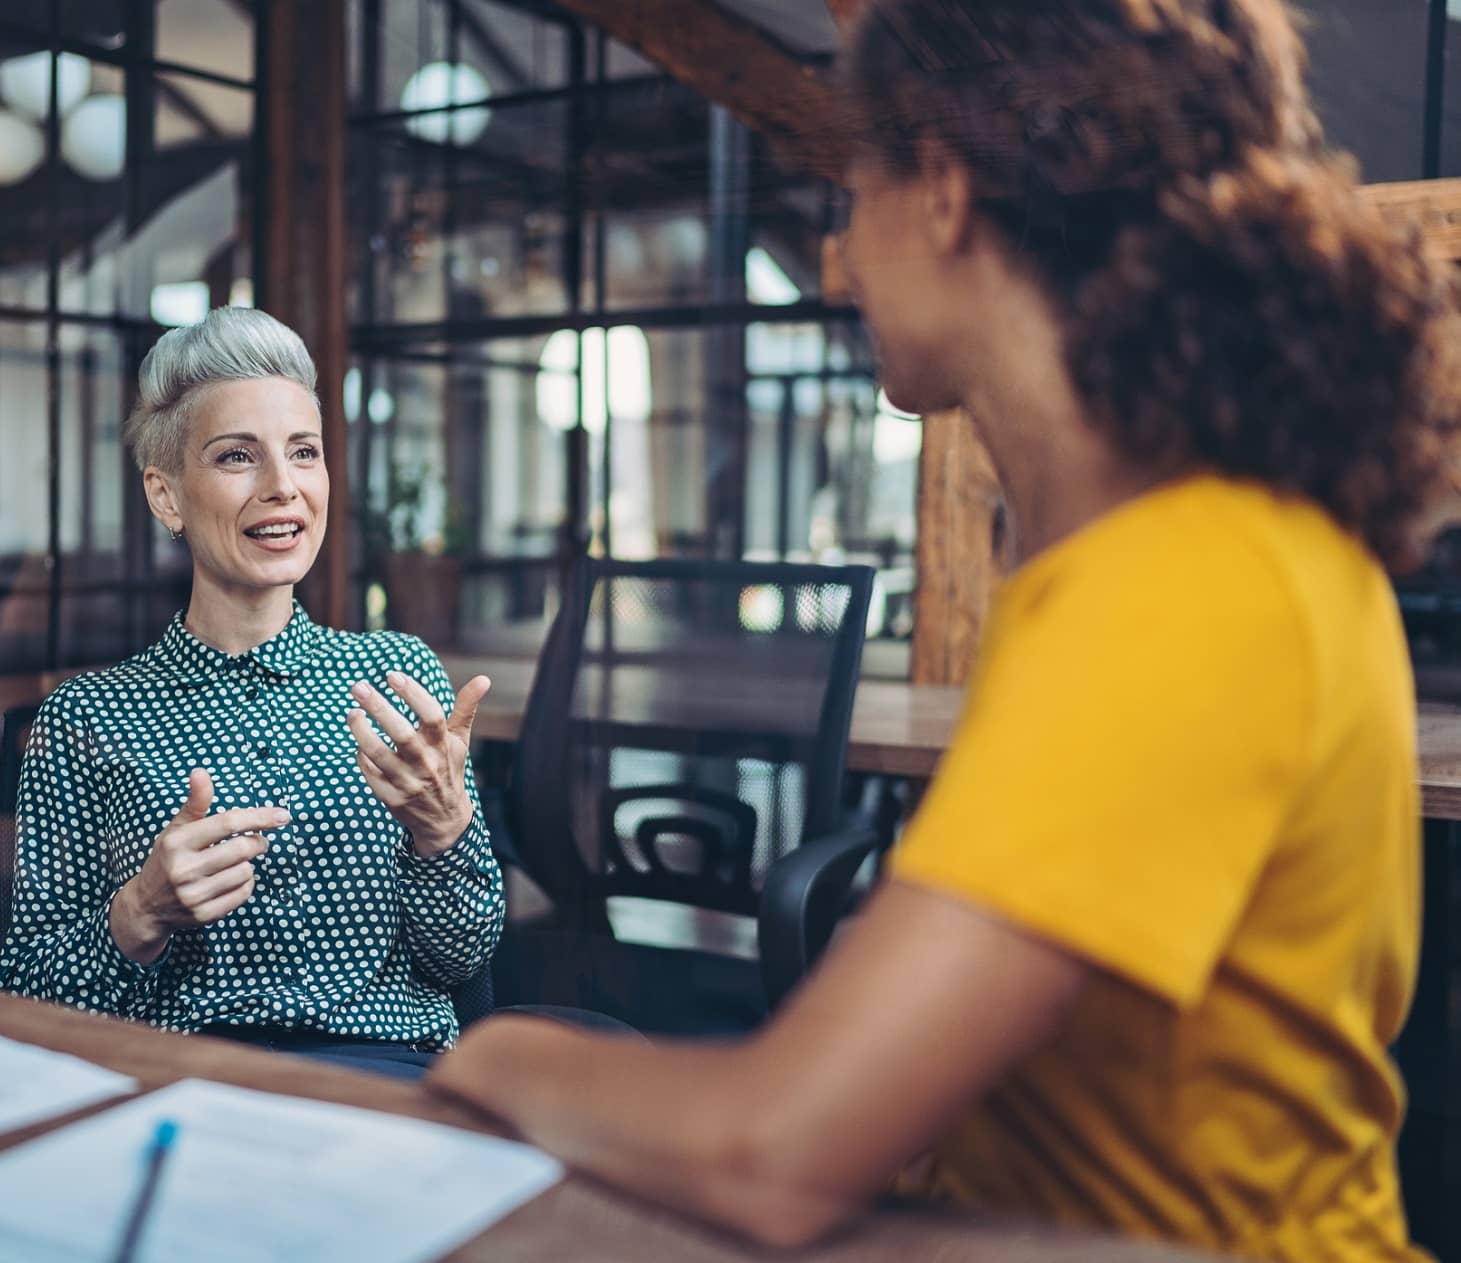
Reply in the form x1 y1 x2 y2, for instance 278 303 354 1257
246 687 259 701
256 742 271 759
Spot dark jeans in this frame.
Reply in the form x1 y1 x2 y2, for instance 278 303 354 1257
199 1005 643 1081
196 1025 437 1080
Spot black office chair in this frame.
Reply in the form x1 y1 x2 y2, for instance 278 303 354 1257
0 704 40 945
494 557 878 1035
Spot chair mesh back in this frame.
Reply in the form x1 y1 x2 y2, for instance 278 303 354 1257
514 561 872 919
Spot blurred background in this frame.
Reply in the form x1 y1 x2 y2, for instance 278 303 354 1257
1 0 1459 682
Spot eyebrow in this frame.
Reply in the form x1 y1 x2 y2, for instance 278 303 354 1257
202 431 323 450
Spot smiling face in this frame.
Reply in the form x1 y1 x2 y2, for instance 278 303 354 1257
143 377 329 598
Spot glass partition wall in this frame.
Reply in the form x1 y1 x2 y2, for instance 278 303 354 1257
345 0 916 668
6 0 1461 681
0 0 262 674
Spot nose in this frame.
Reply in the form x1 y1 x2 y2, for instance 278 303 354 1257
259 453 300 503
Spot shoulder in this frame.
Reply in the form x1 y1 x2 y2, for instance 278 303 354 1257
1003 476 1355 671
35 651 162 726
33 674 94 730
311 626 442 675
960 477 1344 773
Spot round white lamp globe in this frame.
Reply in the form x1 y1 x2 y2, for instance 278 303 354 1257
62 93 127 180
0 51 92 122
401 62 492 146
0 110 45 185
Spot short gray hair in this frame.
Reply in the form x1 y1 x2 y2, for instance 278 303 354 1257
124 307 319 472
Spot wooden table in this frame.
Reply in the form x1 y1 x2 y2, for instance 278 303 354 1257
15 654 1460 812
446 655 963 782
0 995 1219 1263
445 654 1461 820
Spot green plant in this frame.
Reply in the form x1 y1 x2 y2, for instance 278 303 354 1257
359 461 467 560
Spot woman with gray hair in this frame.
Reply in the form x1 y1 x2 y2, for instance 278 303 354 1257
0 306 503 1079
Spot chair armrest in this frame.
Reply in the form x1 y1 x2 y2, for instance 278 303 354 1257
758 821 881 1011
451 958 497 1030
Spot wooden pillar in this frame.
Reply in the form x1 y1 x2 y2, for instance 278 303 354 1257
910 410 1004 686
260 0 350 629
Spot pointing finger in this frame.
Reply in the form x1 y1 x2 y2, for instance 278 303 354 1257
174 806 290 851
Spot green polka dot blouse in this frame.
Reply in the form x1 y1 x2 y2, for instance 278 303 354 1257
0 602 504 1050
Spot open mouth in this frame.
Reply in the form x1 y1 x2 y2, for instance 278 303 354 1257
244 522 306 543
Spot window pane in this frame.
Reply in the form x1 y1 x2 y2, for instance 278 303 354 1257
1441 12 1461 177
603 39 657 82
0 2 126 49
1304 2 1426 183
0 319 51 672
368 0 565 115
352 96 571 324
352 341 568 555
57 72 254 319
0 39 56 312
349 338 570 636
156 0 256 85
464 0 567 92
51 58 128 314
58 325 128 566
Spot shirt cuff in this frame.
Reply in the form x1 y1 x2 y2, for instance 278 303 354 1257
399 813 494 881
99 891 171 981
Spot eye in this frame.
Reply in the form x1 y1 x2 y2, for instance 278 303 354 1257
216 448 254 466
290 445 320 461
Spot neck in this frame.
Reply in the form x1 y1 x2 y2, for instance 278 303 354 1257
184 572 297 655
940 262 1170 563
957 365 1168 567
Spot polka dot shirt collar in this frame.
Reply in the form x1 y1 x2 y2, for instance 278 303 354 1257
154 600 324 683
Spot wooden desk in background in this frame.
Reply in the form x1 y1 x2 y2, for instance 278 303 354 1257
17 654 1461 814
443 654 1461 820
0 995 1219 1263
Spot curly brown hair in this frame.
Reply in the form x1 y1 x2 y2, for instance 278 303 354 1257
846 0 1461 570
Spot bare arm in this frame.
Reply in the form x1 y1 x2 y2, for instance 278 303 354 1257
427 879 1087 1248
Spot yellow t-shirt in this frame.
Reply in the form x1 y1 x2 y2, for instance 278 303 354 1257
891 474 1428 1262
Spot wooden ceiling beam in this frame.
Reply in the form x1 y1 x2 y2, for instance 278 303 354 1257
1358 179 1461 262
543 2 1461 263
549 0 852 181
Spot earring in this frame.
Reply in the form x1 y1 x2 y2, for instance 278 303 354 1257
170 527 183 542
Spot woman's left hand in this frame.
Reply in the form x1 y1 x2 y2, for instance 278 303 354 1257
348 671 491 856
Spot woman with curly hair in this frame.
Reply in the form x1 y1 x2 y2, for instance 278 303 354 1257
427 2 1455 1257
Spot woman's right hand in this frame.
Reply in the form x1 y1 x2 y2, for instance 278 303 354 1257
108 769 289 964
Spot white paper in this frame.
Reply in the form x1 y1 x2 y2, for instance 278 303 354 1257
0 1078 564 1263
0 1034 137 1135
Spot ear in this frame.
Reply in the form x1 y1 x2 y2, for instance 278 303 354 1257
143 466 185 536
916 137 979 259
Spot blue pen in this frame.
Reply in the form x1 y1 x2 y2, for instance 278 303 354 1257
112 1118 179 1263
